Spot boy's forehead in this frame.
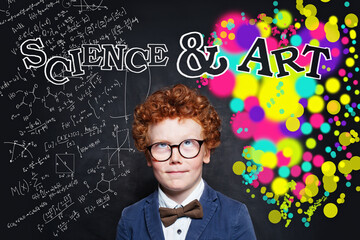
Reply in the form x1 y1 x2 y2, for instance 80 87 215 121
148 117 204 142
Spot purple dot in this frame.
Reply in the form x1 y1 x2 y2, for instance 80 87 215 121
341 121 346 126
343 28 349 34
249 106 264 122
324 95 329 101
335 142 340 148
348 72 353 78
343 48 349 54
328 118 334 123
352 102 357 108
299 98 308 108
236 25 260 49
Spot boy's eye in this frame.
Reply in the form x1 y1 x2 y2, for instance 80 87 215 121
155 143 168 148
183 139 194 146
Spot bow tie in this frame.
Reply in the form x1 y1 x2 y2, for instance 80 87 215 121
159 199 203 227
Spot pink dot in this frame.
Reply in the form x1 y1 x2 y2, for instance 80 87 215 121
342 145 347 150
292 181 305 200
291 165 301 177
310 22 325 40
318 134 323 141
354 80 358 85
338 69 346 77
346 174 352 180
331 48 340 58
313 155 324 167
251 180 259 188
303 151 313 162
333 116 339 121
341 37 349 45
244 96 259 112
231 112 255 139
209 70 235 97
346 152 352 159
266 37 278 52
310 113 324 128
258 167 274 184
277 151 291 166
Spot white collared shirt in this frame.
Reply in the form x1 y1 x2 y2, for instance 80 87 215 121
158 178 205 240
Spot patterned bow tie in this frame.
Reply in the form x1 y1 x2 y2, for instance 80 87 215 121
159 199 203 227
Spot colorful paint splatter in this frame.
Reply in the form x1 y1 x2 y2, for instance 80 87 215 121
200 0 359 227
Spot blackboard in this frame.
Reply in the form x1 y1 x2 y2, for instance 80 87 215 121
2 1 360 239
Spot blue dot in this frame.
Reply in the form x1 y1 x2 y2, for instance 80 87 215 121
273 1 278 6
337 146 342 151
295 76 316 98
330 151 336 158
355 67 359 72
346 85 351 91
290 35 302 47
274 8 279 14
320 122 331 134
273 18 278 24
288 213 293 219
230 98 244 113
304 222 310 227
279 166 290 178
352 40 356 44
301 122 313 135
263 196 268 201
346 182 351 187
301 162 312 172
324 191 329 197
279 109 285 114
325 146 331 153
302 217 307 223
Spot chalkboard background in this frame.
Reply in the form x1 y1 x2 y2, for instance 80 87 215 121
2 0 359 239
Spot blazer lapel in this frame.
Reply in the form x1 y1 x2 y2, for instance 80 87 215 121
144 190 165 240
185 182 218 240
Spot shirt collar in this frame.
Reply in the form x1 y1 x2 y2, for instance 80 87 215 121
158 178 205 208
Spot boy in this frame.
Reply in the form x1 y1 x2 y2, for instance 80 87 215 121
116 84 256 239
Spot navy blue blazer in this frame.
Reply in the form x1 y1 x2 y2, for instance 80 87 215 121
116 181 257 240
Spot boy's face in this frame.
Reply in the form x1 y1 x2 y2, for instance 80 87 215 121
147 118 210 199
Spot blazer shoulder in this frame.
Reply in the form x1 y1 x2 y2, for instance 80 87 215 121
121 192 156 220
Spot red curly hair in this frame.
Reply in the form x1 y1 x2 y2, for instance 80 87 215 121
132 84 221 153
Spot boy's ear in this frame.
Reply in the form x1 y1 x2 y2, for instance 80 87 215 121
145 152 153 167
203 147 211 164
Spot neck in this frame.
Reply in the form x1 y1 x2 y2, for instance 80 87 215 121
160 178 202 204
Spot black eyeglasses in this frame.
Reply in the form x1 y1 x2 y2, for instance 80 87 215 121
146 139 204 162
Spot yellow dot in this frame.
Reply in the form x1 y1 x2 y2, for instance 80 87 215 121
220 31 227 38
355 90 360 95
228 18 234 24
286 117 300 132
268 210 282 224
349 47 355 53
315 84 324 95
340 94 351 105
334 130 340 136
305 16 319 31
221 20 227 28
356 186 360 192
309 39 320 46
323 203 338 218
271 177 289 195
307 95 325 113
251 194 255 198
306 138 316 149
261 186 267 194
344 13 358 28
333 176 340 182
260 152 278 169
297 208 303 214
327 100 341 115
329 16 338 25
343 77 348 82
350 156 360 170
355 116 360 122
295 22 301 29
338 160 352 175
276 10 293 29
340 193 345 199
283 147 293 158
349 29 357 39
325 77 341 94
321 161 336 176
233 161 246 175
345 57 355 67
295 202 301 207
228 33 235 40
